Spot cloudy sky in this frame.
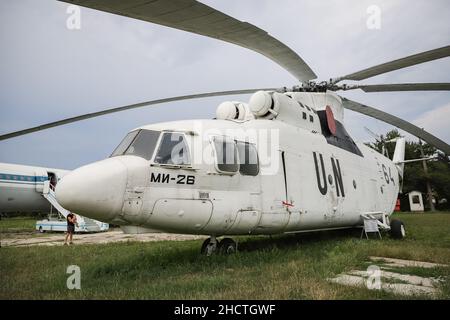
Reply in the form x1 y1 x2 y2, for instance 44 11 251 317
0 0 449 170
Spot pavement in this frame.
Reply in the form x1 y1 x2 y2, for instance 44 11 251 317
1 229 205 247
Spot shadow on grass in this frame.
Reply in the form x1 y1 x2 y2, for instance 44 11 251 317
88 228 364 278
237 227 362 252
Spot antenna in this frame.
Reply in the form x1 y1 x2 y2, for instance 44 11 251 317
364 127 389 158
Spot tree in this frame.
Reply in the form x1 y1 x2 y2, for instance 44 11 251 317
366 129 450 210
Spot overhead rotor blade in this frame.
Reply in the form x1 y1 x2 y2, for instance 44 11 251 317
342 83 450 92
59 0 316 82
334 45 450 83
0 88 282 141
341 98 450 155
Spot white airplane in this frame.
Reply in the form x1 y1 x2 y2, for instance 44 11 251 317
0 162 108 232
0 162 68 214
1 1 449 254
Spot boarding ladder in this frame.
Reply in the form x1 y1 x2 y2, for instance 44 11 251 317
41 181 102 232
42 181 71 217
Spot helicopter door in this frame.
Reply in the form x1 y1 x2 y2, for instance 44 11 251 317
257 151 290 233
228 141 262 233
280 151 304 228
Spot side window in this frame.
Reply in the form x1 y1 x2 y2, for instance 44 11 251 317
155 132 191 165
213 136 239 174
236 142 259 176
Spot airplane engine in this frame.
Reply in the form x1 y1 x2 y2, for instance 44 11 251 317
249 90 279 119
216 101 251 120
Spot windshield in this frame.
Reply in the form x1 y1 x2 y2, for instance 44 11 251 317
110 129 160 160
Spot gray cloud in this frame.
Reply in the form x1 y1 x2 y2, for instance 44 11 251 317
0 0 449 169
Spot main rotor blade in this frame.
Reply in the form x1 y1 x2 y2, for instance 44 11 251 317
334 45 450 83
0 88 281 141
342 83 450 92
59 0 316 82
341 98 450 155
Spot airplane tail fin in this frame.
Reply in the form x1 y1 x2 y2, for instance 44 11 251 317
393 137 406 180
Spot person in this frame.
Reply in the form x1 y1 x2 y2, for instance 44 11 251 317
64 212 77 245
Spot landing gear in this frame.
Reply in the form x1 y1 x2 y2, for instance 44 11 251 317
390 219 406 239
218 238 237 254
200 236 237 255
201 236 218 256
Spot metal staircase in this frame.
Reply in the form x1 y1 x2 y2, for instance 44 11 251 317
39 181 108 232
42 185 71 218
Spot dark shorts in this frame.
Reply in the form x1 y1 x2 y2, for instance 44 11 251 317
67 225 75 233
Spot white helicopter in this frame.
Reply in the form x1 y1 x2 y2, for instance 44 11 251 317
1 0 449 254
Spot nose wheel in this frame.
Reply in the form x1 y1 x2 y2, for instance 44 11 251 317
201 237 237 255
390 219 406 239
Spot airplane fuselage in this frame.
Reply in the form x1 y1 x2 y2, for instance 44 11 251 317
0 163 69 214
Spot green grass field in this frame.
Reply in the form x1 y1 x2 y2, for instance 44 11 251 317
1 213 449 299
0 217 36 233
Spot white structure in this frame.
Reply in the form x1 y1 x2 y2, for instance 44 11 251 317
0 162 109 233
408 191 424 212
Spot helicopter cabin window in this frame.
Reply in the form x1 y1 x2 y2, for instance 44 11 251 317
305 105 311 111
213 136 239 174
111 129 160 160
302 112 307 120
236 142 259 176
309 115 314 122
154 132 191 165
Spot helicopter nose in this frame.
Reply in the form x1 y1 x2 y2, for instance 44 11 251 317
56 158 127 222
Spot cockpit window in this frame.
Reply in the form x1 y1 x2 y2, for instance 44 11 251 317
213 136 239 174
111 129 160 160
236 142 259 176
154 132 191 165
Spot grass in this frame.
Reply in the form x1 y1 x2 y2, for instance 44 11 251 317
0 212 449 299
0 217 36 233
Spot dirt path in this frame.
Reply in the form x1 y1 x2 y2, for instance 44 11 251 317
1 230 205 247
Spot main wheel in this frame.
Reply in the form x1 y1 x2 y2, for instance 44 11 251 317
200 238 217 256
390 219 406 239
218 238 237 255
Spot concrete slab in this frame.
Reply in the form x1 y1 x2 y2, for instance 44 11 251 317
348 270 440 288
328 256 448 297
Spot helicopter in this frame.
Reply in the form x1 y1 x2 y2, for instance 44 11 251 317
1 0 449 255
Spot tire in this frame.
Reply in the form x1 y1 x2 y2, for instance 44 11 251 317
390 219 406 239
218 238 237 255
200 238 213 255
38 226 45 233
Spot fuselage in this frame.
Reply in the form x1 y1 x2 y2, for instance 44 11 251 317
55 91 400 236
0 162 69 214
